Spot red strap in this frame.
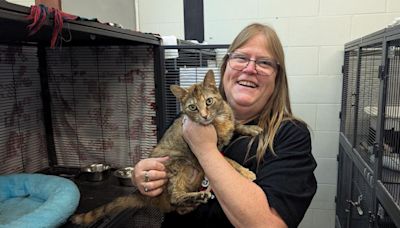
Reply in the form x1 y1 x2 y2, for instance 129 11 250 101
26 5 78 48
26 5 47 35
50 9 77 47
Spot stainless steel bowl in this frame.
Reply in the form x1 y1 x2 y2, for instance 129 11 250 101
80 163 111 182
114 167 135 187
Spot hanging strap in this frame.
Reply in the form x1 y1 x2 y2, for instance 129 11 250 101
26 4 78 48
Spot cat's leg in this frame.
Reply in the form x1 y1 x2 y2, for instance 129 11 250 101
224 157 256 181
71 195 147 225
169 166 212 207
235 122 263 136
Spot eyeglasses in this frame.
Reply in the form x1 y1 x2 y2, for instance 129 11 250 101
227 52 279 76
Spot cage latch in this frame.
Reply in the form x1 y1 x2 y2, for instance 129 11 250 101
378 65 387 80
346 194 364 216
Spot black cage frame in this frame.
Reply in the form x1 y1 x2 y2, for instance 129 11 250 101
157 44 229 131
337 23 400 228
0 2 165 227
0 1 165 171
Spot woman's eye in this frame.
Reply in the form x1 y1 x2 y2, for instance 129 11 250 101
232 54 248 63
257 59 274 68
188 104 197 111
206 98 213 106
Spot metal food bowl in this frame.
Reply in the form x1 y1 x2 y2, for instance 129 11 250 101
80 163 111 182
114 167 135 187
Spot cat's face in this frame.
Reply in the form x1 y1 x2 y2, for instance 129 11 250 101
171 70 223 125
182 86 221 125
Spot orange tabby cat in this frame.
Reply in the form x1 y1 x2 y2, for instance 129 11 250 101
71 70 262 226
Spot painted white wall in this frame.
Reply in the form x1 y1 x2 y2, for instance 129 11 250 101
6 0 34 7
137 0 184 38
137 0 400 227
62 0 137 30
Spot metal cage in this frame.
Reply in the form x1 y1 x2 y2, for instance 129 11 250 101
336 24 400 228
158 44 229 134
0 2 164 227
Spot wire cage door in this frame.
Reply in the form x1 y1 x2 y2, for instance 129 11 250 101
159 44 229 132
337 26 400 228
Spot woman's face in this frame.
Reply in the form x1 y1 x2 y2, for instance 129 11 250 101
223 33 278 121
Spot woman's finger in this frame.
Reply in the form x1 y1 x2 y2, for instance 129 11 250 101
139 178 168 196
143 169 168 182
136 156 169 171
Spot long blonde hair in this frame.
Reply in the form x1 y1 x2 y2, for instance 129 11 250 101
219 23 297 164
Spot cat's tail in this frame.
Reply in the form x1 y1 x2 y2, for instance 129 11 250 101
70 194 147 226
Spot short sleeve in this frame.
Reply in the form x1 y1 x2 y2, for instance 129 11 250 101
255 121 317 228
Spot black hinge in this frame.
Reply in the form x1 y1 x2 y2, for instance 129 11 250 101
341 65 345 74
337 154 340 162
339 111 342 119
368 211 376 223
378 65 386 79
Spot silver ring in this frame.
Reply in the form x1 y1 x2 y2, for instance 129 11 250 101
144 171 150 182
144 185 149 192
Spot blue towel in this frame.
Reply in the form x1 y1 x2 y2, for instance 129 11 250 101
0 173 80 228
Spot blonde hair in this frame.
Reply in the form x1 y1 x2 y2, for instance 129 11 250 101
219 23 299 164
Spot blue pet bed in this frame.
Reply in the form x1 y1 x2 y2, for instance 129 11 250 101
0 173 80 228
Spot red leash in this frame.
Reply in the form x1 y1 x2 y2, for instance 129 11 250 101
26 4 78 48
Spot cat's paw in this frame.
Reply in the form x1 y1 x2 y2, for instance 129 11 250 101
70 214 84 225
235 124 263 136
246 125 263 136
196 191 212 203
241 169 256 181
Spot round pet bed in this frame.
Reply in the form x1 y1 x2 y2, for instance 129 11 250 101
0 173 80 228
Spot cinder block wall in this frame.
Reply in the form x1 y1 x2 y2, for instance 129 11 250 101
7 0 400 227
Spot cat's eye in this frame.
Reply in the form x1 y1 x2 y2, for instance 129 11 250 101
206 97 213 106
187 104 197 111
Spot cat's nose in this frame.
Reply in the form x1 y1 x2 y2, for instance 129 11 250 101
200 111 208 119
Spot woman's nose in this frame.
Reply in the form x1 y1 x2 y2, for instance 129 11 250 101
242 60 257 74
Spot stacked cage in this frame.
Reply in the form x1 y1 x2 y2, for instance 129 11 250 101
159 44 229 131
336 25 400 228
0 2 161 174
0 2 165 227
0 45 48 174
45 45 157 168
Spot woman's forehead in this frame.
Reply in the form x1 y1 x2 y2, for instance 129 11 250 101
235 35 273 58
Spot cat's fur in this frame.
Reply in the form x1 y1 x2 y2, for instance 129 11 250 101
71 70 262 226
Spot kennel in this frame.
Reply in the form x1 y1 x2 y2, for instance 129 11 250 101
160 43 229 126
0 1 167 227
336 23 400 228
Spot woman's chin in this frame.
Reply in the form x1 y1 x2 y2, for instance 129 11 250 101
231 97 255 107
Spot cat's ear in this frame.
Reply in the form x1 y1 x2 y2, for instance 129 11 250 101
203 70 216 87
170 85 187 100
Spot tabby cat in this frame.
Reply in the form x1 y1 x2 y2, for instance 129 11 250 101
71 70 262 226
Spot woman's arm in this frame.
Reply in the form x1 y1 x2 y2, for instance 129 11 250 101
182 118 287 228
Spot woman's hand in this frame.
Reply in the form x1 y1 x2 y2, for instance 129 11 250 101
132 156 169 197
182 115 218 156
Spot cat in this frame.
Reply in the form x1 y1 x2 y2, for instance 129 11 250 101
71 69 262 226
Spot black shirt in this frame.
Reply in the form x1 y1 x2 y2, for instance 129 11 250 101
161 120 317 228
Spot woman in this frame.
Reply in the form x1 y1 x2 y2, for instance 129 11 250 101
132 23 317 228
